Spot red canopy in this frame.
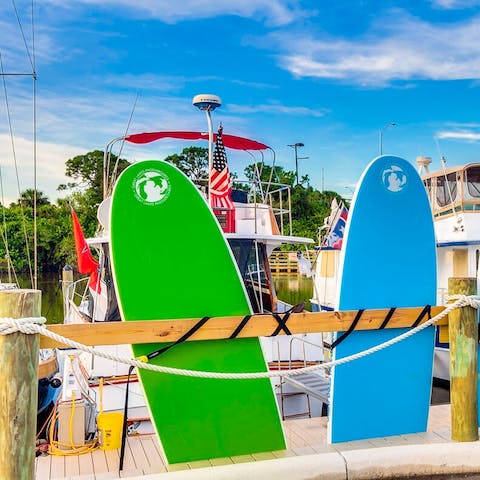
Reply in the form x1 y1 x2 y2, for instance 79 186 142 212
124 131 269 151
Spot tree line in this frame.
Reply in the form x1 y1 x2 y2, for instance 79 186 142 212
0 148 342 276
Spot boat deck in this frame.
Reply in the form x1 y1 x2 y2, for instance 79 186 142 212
35 404 455 479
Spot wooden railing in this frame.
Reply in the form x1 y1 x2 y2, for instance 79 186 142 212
269 250 318 274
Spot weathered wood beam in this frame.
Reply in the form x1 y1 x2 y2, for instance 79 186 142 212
40 306 446 348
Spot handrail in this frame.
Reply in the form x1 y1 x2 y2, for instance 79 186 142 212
288 336 325 370
64 277 89 324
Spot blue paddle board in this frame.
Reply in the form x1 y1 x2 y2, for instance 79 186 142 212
328 155 436 443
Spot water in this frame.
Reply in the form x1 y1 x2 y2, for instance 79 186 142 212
13 272 66 325
29 272 314 325
273 274 314 310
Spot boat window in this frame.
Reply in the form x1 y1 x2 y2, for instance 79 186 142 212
465 166 480 198
423 178 432 204
228 239 272 312
228 239 266 282
435 173 457 207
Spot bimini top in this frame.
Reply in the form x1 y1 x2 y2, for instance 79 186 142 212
124 131 269 151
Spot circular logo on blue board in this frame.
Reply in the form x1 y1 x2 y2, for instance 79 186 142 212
382 165 407 192
133 169 170 205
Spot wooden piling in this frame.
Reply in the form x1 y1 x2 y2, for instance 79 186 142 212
62 265 73 318
0 289 42 479
448 277 478 442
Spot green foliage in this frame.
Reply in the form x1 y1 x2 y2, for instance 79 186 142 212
243 163 296 187
59 150 129 208
164 147 209 182
286 186 344 249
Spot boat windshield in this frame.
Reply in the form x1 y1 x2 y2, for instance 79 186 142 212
227 239 275 313
435 172 458 207
465 166 480 198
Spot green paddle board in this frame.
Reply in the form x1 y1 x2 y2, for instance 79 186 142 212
109 160 285 464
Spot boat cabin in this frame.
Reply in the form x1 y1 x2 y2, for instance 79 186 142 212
421 162 480 381
422 163 480 222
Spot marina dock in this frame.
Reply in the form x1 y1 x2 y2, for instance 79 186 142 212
35 403 480 479
1 287 479 479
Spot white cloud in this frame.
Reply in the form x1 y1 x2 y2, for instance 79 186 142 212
228 102 326 117
43 0 303 26
270 11 480 86
0 13 58 71
102 74 187 92
436 130 480 141
0 134 78 204
431 0 480 9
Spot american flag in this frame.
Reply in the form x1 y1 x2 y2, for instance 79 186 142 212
210 125 235 232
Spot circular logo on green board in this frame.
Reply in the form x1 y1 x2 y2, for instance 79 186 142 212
133 169 171 205
382 165 407 193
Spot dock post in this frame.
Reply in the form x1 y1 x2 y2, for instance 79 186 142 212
0 289 42 479
448 277 478 442
62 264 73 318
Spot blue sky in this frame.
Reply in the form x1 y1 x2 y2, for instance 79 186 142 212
2 0 480 203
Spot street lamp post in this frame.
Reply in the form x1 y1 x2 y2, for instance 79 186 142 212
287 142 308 186
192 94 222 205
379 122 396 155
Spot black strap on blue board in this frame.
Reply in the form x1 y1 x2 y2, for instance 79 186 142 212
229 315 252 339
379 307 396 329
119 365 134 472
146 316 211 361
330 309 364 350
271 312 293 336
411 305 431 328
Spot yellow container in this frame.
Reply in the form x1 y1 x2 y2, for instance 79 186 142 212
97 412 124 450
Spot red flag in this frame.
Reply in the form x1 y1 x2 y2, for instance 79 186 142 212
210 125 235 233
71 208 101 293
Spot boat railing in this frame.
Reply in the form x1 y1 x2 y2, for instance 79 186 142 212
64 277 90 324
288 336 327 370
235 179 293 236
194 177 294 236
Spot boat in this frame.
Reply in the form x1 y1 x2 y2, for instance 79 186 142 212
57 125 327 447
419 155 480 383
310 199 348 313
37 350 62 441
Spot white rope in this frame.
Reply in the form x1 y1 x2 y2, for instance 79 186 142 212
0 296 477 380
0 316 45 335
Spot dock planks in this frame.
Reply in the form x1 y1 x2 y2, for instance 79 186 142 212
35 404 456 479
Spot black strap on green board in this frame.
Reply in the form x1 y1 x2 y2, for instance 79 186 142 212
411 305 431 328
271 312 292 336
146 316 211 361
270 302 305 336
330 309 364 350
119 365 134 472
379 307 396 329
229 315 252 339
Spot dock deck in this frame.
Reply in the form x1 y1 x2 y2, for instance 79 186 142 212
35 403 458 479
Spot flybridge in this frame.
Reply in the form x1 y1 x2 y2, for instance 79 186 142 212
101 129 301 240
